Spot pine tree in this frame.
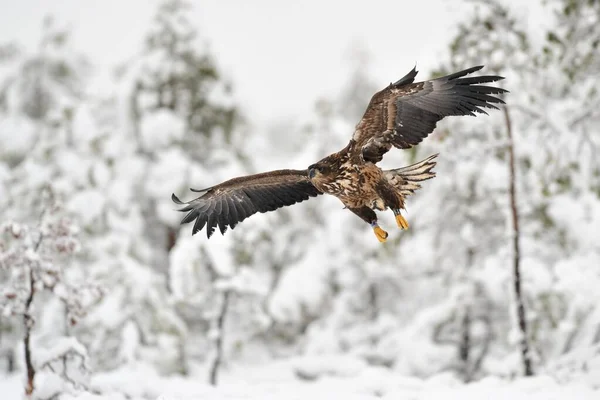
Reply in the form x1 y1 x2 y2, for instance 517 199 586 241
125 0 242 277
124 0 257 377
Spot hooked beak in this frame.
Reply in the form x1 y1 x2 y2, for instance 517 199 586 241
308 167 316 179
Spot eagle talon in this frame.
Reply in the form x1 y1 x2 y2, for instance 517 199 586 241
373 226 388 243
395 213 409 230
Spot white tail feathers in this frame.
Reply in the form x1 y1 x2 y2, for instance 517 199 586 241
384 154 438 197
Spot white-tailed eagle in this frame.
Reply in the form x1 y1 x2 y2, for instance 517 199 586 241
173 66 506 242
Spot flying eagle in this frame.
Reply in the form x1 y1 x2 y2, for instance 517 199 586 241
173 66 506 242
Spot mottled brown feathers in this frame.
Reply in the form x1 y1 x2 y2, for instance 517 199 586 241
173 169 321 237
354 65 507 163
174 65 506 238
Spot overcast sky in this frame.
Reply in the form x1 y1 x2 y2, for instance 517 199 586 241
0 0 527 125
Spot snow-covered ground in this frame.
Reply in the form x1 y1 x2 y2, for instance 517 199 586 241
2 355 599 400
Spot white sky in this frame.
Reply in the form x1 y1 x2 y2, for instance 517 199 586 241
0 0 477 124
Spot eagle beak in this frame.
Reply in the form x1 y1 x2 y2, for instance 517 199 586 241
308 167 316 179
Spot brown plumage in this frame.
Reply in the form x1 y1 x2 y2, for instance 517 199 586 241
173 65 507 242
172 170 321 238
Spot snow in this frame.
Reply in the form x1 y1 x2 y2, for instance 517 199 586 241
1 361 598 400
139 109 185 151
67 189 106 226
214 268 269 296
268 260 331 324
35 336 89 368
2 0 600 399
0 115 37 160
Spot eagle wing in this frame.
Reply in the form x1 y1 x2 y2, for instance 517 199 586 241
353 65 508 163
172 169 322 238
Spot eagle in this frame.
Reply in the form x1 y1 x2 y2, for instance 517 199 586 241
173 65 506 242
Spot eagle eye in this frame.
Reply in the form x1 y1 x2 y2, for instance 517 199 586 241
308 164 321 179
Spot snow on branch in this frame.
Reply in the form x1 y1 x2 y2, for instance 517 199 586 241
0 187 103 396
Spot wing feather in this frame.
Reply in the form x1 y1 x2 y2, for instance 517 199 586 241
192 209 208 235
231 199 248 227
173 169 322 237
206 210 218 238
354 65 507 163
217 198 229 235
226 199 238 228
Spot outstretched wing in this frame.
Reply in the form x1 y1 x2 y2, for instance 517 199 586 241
172 169 322 238
353 66 508 163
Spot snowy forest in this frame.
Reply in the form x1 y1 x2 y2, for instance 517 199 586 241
1 0 600 398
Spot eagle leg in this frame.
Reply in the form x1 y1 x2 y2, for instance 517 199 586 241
375 180 408 230
348 205 388 243
393 209 409 230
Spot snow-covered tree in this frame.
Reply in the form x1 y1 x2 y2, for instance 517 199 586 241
529 0 600 366
120 0 263 377
387 0 600 380
0 187 101 397
125 0 241 276
0 15 189 378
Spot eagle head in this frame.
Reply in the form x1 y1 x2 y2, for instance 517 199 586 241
308 162 332 180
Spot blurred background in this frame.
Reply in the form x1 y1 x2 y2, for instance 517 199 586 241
1 0 599 398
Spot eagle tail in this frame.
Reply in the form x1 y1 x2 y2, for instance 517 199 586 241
384 153 438 197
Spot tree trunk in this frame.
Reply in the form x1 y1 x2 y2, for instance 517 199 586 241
209 290 230 386
24 268 36 396
504 106 534 376
24 223 45 396
459 306 471 382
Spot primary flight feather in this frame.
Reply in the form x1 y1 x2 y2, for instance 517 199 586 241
173 65 507 242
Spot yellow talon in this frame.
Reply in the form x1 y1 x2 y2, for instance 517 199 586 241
373 226 388 243
395 214 409 230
